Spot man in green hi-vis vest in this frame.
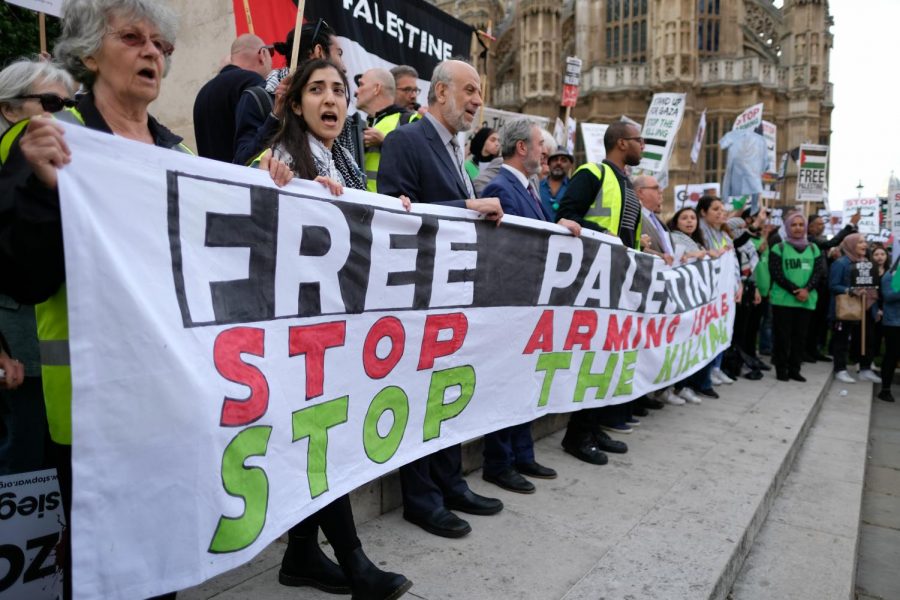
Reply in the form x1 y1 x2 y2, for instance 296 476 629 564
554 121 646 466
354 68 416 193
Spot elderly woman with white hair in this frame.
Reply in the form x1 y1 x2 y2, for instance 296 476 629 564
0 57 76 136
0 1 188 598
0 57 75 479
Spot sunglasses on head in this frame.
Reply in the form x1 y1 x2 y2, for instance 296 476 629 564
258 45 274 58
16 93 77 113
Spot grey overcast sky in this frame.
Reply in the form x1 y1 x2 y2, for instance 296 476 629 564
827 0 900 208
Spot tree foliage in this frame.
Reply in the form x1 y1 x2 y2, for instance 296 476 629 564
0 4 62 67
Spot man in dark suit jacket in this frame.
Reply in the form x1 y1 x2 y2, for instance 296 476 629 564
479 119 580 495
377 59 503 539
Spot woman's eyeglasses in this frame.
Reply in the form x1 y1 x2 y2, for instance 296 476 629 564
16 93 77 113
107 29 175 57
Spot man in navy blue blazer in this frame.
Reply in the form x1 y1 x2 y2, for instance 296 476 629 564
480 119 581 494
377 59 503 539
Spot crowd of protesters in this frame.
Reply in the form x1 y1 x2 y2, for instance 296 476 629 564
0 1 896 599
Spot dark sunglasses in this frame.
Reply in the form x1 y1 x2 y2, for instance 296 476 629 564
311 18 327 45
16 93 77 112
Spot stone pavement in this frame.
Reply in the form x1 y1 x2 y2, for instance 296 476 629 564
180 362 840 600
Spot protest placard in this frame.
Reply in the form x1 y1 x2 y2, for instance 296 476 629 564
0 469 64 599
479 107 551 134
580 123 608 164
57 125 737 599
5 0 63 17
633 93 686 181
761 121 777 174
733 103 764 132
797 144 829 202
674 183 721 210
843 197 880 235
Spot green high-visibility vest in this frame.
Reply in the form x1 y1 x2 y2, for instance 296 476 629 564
572 162 642 249
364 111 412 193
769 242 820 310
2 107 192 443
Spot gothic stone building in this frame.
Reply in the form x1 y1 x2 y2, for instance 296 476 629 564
432 0 833 211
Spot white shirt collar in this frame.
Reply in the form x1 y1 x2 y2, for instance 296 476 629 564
501 163 531 190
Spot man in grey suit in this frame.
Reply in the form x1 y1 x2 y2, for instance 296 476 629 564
634 174 674 265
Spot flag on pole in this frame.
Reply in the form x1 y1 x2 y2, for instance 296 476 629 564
777 152 789 180
690 110 706 164
799 147 828 169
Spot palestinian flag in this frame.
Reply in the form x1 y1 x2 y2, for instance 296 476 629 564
642 137 668 162
800 147 827 170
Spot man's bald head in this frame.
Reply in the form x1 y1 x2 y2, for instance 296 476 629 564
230 34 272 77
355 67 396 114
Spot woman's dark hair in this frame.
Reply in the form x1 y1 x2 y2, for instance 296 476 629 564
469 127 496 163
270 59 349 180
669 207 705 247
273 19 336 61
695 194 722 217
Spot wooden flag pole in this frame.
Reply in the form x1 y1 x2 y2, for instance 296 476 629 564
289 0 307 73
242 0 254 34
38 12 47 55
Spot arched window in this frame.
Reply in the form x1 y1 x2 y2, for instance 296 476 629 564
604 0 648 63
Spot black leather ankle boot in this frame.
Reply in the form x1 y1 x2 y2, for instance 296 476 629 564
338 547 412 600
278 530 351 594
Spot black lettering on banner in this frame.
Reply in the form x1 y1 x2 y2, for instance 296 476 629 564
167 173 730 328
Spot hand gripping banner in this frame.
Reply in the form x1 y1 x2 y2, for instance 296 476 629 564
57 125 736 598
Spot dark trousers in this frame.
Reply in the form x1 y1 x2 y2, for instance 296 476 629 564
400 445 469 516
483 423 535 476
772 305 813 376
565 405 626 442
0 376 51 475
832 318 874 372
742 299 767 359
806 287 830 355
292 494 360 560
881 326 900 388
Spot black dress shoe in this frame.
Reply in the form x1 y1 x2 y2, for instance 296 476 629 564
878 389 896 403
632 406 650 417
339 547 412 600
776 372 789 382
593 430 628 454
516 461 557 479
697 387 719 399
483 468 535 494
802 354 817 364
444 489 503 515
744 369 763 380
403 507 471 538
789 372 807 382
638 396 665 410
561 437 608 465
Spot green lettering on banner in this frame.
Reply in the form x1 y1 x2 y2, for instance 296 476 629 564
654 345 679 384
708 319 727 350
208 425 273 553
292 397 349 498
423 366 475 441
363 386 409 463
535 352 573 407
613 351 638 396
574 352 618 402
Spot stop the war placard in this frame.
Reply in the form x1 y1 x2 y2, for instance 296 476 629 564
0 469 64 599
57 125 737 599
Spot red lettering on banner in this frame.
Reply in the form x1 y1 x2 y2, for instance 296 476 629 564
631 316 644 348
363 317 406 379
666 315 681 343
645 317 664 349
215 327 269 427
524 310 555 354
563 310 597 350
720 293 730 319
418 313 468 370
603 314 632 351
289 322 347 399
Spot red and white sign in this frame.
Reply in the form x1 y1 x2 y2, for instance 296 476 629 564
561 84 579 108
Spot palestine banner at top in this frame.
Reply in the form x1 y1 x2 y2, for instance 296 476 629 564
59 125 736 599
796 143 829 202
233 0 473 108
634 93 686 188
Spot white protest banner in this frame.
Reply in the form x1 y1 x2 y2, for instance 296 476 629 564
690 110 706 165
580 123 608 164
0 469 64 599
58 125 736 599
733 102 764 132
797 144 829 202
479 107 550 135
5 0 63 17
674 183 721 210
554 117 577 154
844 197 880 235
635 93 686 180
761 120 777 174
768 208 784 228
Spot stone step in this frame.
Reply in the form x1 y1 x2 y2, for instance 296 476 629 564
730 378 873 600
179 362 835 600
